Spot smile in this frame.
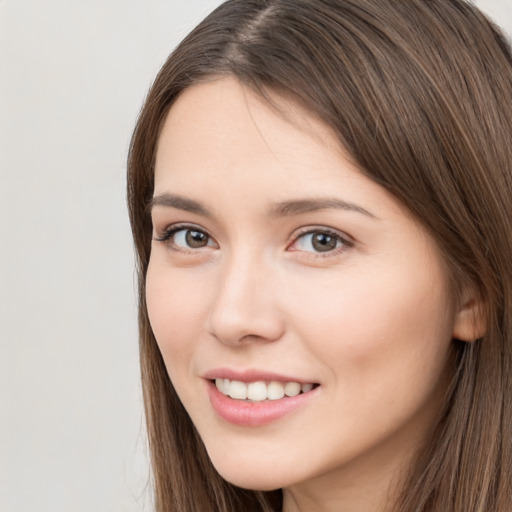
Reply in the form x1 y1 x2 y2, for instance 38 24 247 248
215 378 316 402
207 376 321 426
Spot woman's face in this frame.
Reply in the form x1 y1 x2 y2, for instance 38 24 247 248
146 77 463 503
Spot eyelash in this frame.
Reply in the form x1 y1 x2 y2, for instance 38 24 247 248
154 223 215 251
287 227 353 258
154 223 353 257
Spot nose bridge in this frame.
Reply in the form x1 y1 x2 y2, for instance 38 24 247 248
207 247 283 345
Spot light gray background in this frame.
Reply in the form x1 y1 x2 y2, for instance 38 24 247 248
1 1 510 511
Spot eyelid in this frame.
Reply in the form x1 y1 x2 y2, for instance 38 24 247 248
153 222 217 249
287 226 354 255
153 223 353 257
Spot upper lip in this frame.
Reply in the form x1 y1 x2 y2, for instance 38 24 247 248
202 368 318 384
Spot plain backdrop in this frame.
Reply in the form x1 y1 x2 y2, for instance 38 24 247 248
0 1 510 511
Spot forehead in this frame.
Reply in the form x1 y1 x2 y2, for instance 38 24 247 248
156 77 345 175
153 77 404 222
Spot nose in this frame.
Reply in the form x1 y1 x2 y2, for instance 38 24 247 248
206 253 285 346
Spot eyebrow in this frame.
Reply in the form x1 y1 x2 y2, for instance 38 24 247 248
149 193 377 220
269 198 377 219
149 193 212 217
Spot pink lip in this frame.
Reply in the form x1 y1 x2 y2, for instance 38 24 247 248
204 373 320 427
203 367 316 384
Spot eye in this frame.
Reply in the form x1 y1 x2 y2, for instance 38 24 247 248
289 229 350 254
174 228 212 248
154 225 217 250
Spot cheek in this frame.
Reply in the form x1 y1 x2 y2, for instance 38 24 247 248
287 258 455 393
285 266 456 457
145 260 209 374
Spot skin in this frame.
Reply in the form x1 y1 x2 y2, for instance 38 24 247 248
146 77 473 512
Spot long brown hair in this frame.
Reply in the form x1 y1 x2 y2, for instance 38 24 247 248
127 1 512 510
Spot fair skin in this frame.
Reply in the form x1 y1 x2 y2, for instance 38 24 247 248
146 77 475 512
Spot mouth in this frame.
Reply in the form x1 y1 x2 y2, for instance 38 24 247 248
212 378 319 402
203 369 321 426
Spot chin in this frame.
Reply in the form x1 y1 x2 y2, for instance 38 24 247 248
208 453 296 491
218 471 285 492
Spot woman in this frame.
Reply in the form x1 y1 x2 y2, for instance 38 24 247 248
127 1 512 510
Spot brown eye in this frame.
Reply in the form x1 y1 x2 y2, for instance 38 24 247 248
291 230 346 254
161 227 215 249
311 233 338 252
185 230 209 248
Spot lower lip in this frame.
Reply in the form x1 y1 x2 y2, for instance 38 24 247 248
207 381 319 427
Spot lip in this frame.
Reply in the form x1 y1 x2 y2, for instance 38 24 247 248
202 367 317 384
204 369 320 427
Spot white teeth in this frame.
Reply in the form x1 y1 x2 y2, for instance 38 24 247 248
247 381 267 401
228 380 247 400
301 383 313 393
284 381 301 397
215 378 226 394
214 378 316 402
267 381 285 400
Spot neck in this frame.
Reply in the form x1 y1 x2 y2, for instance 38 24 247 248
280 422 428 512
282 456 404 512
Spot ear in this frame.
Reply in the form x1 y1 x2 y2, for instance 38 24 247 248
452 288 487 342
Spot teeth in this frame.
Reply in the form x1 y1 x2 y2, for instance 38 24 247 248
268 381 285 400
228 380 247 400
215 378 230 394
284 382 301 397
247 381 267 401
301 383 313 393
214 379 316 402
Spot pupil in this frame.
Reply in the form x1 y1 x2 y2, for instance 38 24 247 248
312 233 337 252
186 230 207 248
